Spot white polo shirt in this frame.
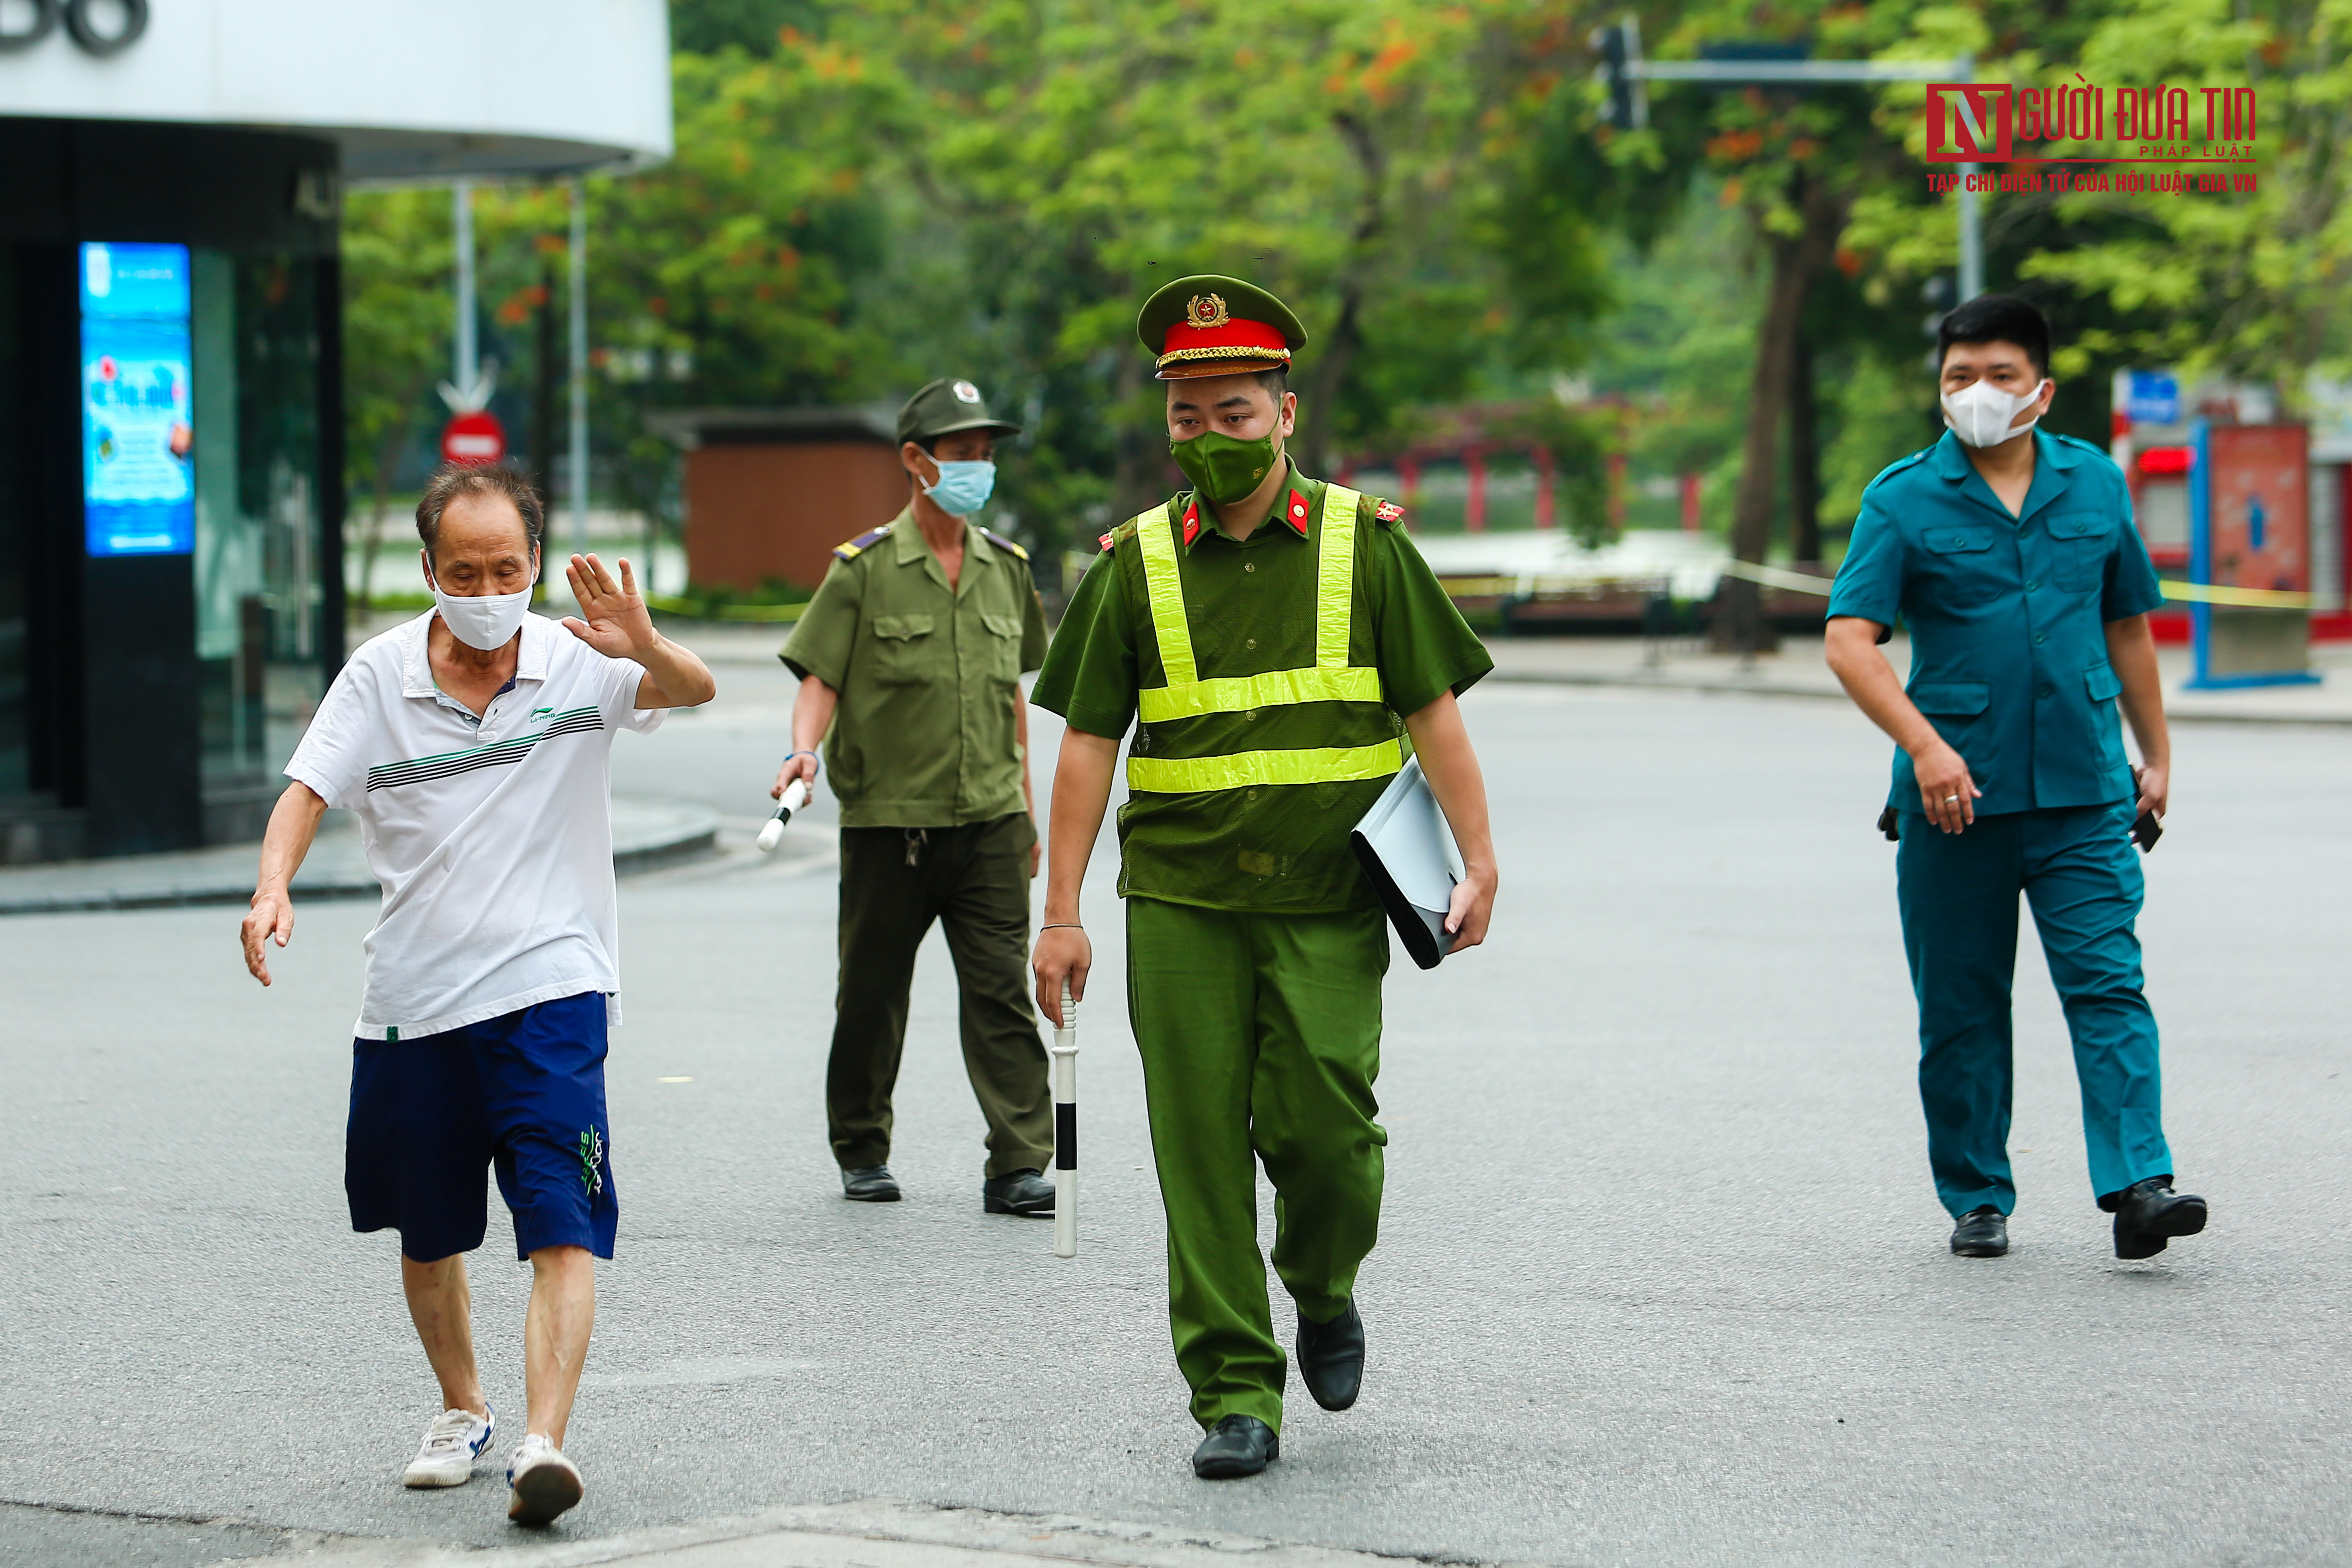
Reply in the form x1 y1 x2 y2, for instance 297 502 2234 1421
285 610 662 1041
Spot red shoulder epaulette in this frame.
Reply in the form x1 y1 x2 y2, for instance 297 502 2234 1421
1374 499 1405 523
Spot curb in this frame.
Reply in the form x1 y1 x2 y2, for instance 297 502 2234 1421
222 1497 1539 1568
0 799 720 917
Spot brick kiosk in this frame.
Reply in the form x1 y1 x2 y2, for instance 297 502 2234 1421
650 406 908 596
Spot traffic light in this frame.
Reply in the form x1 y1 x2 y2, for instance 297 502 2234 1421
1591 18 1648 132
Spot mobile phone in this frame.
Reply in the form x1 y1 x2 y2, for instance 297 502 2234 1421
2132 811 2163 852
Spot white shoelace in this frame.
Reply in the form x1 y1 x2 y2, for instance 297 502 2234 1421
418 1409 482 1456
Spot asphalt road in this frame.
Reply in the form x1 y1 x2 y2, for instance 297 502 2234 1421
4 643 2349 1567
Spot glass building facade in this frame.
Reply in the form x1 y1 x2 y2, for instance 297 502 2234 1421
0 120 343 861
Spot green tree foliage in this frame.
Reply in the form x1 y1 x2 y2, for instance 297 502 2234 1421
339 189 450 606
343 0 1629 583
342 0 2350 601
2022 0 2350 390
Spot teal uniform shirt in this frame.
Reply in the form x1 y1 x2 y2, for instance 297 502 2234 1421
1826 429 2164 816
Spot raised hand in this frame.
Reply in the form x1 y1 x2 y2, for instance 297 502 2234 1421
561 553 657 659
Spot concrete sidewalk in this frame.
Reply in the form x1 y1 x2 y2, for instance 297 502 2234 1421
0 797 720 916
1483 633 2352 724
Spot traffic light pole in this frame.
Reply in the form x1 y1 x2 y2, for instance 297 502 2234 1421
1601 35 1985 299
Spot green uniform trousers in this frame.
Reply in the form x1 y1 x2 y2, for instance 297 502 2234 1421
1125 895 1389 1434
828 812 1053 1177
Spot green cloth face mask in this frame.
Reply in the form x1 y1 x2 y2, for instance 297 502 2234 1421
1170 429 1280 507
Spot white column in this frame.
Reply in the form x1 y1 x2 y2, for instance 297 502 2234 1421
453 178 477 395
568 177 591 565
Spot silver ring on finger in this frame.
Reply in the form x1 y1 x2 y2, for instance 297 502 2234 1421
1944 795 1960 804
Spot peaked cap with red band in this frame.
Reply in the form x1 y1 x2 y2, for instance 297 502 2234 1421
1136 274 1308 381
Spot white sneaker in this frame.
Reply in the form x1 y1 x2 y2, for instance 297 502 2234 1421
401 1405 495 1488
505 1433 584 1525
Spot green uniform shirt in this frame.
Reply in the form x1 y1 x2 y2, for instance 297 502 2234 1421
1031 473 1492 913
782 508 1050 828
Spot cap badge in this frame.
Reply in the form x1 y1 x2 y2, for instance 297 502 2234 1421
951 380 982 403
1186 293 1231 330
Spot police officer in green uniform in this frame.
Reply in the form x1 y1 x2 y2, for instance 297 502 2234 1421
775 377 1056 1216
1825 294 2209 1263
1030 276 1499 1479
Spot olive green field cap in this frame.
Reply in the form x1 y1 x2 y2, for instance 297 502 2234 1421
1135 275 1308 380
897 377 1022 444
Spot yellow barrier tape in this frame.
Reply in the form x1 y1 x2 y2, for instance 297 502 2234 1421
2158 580 2313 609
642 593 806 624
1717 559 1835 595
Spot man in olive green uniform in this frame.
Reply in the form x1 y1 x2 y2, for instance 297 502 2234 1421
1031 277 1499 1479
775 378 1056 1216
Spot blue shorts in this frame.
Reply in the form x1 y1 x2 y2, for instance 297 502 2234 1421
346 991 618 1264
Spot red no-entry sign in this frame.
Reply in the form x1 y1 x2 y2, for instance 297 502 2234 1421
440 410 506 466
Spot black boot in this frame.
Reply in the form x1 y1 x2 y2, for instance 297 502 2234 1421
1949 1206 2008 1257
841 1165 901 1202
1296 1300 1364 1410
2108 1176 2207 1259
1191 1415 1278 1479
982 1168 1054 1216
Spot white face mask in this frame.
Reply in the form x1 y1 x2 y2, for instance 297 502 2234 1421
1942 376 2050 448
428 570 535 651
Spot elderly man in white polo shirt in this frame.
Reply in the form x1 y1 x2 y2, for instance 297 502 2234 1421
240 463 714 1527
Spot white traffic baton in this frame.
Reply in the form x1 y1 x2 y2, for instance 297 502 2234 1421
756 778 810 853
1051 978 1079 1258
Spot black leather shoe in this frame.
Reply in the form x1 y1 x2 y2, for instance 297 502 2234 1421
841 1165 901 1202
1191 1415 1278 1479
982 1168 1054 1216
1296 1299 1364 1411
1950 1206 2008 1257
2109 1176 2207 1259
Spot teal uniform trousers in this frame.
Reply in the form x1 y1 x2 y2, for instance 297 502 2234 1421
1831 429 2178 1216
1896 801 2172 1215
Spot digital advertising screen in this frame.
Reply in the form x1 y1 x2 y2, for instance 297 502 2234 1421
80 242 195 558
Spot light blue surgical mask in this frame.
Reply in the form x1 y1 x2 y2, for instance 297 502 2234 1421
923 459 997 517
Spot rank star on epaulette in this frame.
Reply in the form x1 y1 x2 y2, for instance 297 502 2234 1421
1374 499 1405 523
1181 499 1201 548
1284 490 1310 536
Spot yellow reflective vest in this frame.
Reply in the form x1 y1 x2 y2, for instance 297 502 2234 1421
1123 483 1406 795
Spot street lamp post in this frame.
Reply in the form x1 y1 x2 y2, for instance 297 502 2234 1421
568 177 590 567
452 177 476 393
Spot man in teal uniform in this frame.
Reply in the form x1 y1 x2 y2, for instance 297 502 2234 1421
1825 293 2209 1262
1030 275 1498 1479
